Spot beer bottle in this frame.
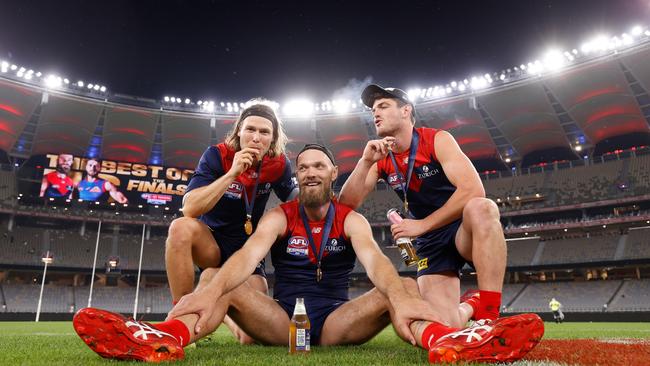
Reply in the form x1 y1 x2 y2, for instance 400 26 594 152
386 208 419 267
289 297 310 354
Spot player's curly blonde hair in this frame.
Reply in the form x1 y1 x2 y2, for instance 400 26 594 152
224 98 288 157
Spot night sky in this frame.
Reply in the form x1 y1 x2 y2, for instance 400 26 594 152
0 0 648 103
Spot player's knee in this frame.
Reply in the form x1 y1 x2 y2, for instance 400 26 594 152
167 217 198 249
463 197 500 226
199 267 220 283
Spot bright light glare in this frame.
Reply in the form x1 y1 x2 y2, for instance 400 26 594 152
333 99 350 114
45 75 62 89
543 49 565 70
282 99 314 116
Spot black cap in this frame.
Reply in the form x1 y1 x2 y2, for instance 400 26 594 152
361 84 413 108
296 143 336 165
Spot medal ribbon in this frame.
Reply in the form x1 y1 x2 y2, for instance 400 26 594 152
242 162 263 225
387 128 419 216
299 202 335 283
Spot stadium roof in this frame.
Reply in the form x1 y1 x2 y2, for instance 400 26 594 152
1 43 649 171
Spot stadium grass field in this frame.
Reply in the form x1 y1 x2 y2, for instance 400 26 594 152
1 321 649 365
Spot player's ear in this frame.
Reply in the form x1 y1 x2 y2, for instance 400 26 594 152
331 165 338 182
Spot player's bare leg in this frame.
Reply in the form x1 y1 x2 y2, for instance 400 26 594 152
454 197 506 320
319 277 418 345
170 268 286 345
221 274 268 344
165 217 221 301
417 272 469 328
455 197 505 293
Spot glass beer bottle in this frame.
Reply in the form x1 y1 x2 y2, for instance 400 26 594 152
386 208 419 267
289 297 310 354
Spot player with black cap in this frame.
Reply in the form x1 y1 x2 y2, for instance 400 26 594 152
72 143 447 361
338 84 544 362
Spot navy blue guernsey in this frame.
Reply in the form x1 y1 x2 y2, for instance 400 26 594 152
377 127 457 225
271 200 356 302
185 143 296 242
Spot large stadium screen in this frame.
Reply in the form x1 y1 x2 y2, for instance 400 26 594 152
36 153 192 206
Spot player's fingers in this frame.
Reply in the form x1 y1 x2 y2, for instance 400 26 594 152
195 311 208 334
397 320 416 346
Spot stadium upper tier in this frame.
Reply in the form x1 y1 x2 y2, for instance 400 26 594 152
1 41 650 170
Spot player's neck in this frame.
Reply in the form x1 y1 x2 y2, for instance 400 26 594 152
303 201 332 221
392 125 414 153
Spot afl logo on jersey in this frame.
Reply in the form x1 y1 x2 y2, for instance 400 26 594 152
287 236 309 256
387 173 404 190
225 181 243 199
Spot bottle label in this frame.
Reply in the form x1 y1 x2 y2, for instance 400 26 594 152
296 328 310 351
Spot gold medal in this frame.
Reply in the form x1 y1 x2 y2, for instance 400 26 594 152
244 216 253 235
316 267 322 282
404 200 409 215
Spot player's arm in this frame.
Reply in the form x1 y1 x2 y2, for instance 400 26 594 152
182 147 260 218
423 131 485 229
339 138 394 208
104 181 128 204
166 207 286 330
39 175 49 197
344 211 442 344
394 131 484 239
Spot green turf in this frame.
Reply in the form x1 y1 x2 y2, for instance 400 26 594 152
0 321 648 365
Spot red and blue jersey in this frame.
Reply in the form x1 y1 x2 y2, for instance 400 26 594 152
44 171 74 198
77 178 107 201
376 127 457 221
186 143 297 241
271 200 356 302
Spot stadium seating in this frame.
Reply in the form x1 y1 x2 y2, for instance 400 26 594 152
508 280 622 313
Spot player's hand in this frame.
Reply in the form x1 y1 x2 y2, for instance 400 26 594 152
361 137 396 164
230 147 262 177
166 289 217 335
391 218 427 239
391 296 446 346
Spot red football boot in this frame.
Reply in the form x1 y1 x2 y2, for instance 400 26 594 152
428 313 544 364
73 307 185 362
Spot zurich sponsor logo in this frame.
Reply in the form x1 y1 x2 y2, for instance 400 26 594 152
287 236 309 256
324 238 345 253
417 165 439 179
257 182 272 195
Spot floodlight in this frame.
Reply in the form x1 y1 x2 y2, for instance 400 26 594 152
282 99 314 116
10 64 17 71
87 83 94 89
77 81 84 87
93 85 100 91
164 96 170 102
63 78 70 84
100 86 106 92
45 75 63 89
0 61 8 73
543 49 565 70
185 98 190 104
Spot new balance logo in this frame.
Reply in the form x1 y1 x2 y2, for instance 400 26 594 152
125 320 176 341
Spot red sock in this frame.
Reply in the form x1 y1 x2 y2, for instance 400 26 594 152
420 322 459 349
463 296 481 318
476 290 501 321
155 319 190 347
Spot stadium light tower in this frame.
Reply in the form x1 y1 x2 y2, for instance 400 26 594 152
87 221 103 308
35 251 54 322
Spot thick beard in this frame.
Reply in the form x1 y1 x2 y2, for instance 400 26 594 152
299 185 331 208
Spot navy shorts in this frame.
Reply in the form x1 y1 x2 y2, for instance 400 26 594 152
211 230 266 277
414 219 470 277
276 297 345 345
